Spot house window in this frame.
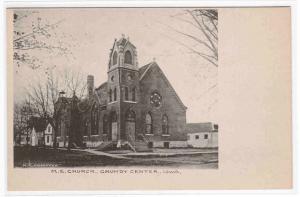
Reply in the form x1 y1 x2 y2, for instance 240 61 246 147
162 114 168 134
84 120 88 136
112 51 117 65
114 87 117 101
47 136 50 143
145 112 152 134
58 120 62 137
213 124 218 130
48 126 50 133
124 87 129 100
195 135 199 140
204 134 208 139
91 105 99 135
124 50 132 64
132 87 136 101
103 115 108 134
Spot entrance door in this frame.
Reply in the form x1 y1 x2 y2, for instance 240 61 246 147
111 122 118 141
125 109 136 142
126 122 135 141
110 111 118 141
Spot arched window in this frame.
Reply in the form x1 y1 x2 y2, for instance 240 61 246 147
91 105 99 135
114 87 117 101
124 51 132 64
132 87 136 101
112 51 117 65
109 89 112 102
103 115 108 134
126 109 136 122
124 87 129 101
145 112 152 134
162 114 168 134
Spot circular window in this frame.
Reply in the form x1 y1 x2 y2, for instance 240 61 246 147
150 92 162 108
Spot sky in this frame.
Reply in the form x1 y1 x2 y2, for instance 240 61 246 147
13 8 218 123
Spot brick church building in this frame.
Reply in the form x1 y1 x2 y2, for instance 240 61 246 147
55 36 188 151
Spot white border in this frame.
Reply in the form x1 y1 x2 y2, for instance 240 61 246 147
1 0 299 196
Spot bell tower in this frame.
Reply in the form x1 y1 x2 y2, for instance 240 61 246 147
107 35 140 143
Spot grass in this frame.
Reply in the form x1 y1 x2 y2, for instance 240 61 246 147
14 146 218 168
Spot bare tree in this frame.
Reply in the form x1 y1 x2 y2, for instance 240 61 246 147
14 98 38 144
13 10 73 70
26 69 87 118
61 69 87 99
165 9 218 67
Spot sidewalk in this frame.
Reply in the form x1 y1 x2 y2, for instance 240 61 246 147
117 150 218 158
58 147 218 159
57 147 130 160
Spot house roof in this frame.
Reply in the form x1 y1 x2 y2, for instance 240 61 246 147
186 122 216 133
28 117 54 133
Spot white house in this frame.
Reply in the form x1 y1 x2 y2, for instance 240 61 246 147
18 117 54 147
44 122 54 146
20 127 40 146
186 122 218 148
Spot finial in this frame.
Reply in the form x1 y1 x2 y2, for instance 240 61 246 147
152 57 156 62
122 34 125 38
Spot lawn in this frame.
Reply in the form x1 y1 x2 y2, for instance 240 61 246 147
14 146 218 168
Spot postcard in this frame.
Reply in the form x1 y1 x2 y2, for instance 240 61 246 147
6 7 292 191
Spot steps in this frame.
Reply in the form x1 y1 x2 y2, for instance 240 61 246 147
95 140 153 152
95 141 115 151
134 141 153 152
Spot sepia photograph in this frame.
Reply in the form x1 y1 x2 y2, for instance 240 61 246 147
12 8 219 168
5 4 294 192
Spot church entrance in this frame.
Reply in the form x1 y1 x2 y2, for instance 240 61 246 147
110 111 118 141
125 109 136 142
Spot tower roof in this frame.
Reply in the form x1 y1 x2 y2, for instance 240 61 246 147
115 36 136 49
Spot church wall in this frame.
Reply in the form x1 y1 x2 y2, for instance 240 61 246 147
139 65 187 142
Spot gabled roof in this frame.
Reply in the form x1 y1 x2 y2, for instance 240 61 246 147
186 122 217 133
139 61 187 110
139 63 152 79
28 117 54 133
93 61 187 110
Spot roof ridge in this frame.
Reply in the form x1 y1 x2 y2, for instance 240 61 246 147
139 62 154 80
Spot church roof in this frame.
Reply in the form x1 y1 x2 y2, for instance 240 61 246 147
95 82 107 90
93 61 187 110
139 63 152 78
139 61 187 110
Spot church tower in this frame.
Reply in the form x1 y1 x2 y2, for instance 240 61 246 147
107 35 140 143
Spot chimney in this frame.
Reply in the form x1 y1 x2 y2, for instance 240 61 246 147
87 75 94 99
